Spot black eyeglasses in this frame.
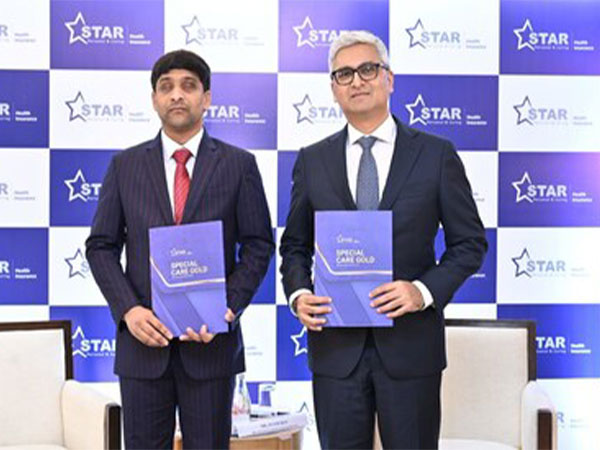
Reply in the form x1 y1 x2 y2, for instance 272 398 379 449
330 62 390 86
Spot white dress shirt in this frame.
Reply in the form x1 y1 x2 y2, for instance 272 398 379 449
346 114 396 202
161 128 203 216
289 115 434 313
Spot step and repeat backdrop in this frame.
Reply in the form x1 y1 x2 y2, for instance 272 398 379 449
1 0 599 448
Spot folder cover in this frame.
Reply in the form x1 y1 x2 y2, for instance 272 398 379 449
149 221 228 335
315 211 393 327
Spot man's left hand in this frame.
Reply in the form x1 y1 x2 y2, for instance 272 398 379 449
180 308 236 343
369 281 424 319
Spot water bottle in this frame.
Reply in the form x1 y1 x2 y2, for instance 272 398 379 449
232 373 251 422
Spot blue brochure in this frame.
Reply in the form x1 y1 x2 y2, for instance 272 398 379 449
149 221 228 335
315 211 393 327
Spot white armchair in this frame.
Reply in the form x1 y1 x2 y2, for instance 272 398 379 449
373 319 556 450
439 319 556 450
0 321 121 450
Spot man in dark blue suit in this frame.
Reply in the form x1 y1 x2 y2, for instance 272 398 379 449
280 31 487 449
86 50 274 449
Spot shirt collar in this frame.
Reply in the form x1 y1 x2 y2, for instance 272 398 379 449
347 114 396 146
161 128 204 161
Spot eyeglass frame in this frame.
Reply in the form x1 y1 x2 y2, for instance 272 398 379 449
330 62 391 86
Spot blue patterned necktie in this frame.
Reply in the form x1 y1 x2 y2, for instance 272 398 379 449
356 136 379 210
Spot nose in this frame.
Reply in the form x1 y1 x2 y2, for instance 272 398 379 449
350 71 365 88
170 86 184 102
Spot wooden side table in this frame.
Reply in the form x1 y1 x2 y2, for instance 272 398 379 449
173 427 303 450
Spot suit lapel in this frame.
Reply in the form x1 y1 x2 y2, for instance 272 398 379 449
320 127 357 210
144 134 174 224
182 131 222 223
379 117 421 210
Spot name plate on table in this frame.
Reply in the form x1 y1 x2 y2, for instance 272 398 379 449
149 221 228 335
315 211 393 327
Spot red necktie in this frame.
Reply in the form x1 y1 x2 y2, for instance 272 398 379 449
173 148 192 225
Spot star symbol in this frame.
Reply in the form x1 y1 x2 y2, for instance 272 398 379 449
514 19 535 51
65 248 89 278
293 16 315 48
512 172 534 203
293 94 313 124
405 94 427 126
406 18 426 49
65 91 86 122
64 169 89 202
512 248 532 278
514 95 534 126
182 15 202 45
290 326 308 356
297 402 316 431
65 12 87 45
72 326 88 358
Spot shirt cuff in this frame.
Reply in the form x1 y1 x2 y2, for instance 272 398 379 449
412 280 434 310
288 288 312 317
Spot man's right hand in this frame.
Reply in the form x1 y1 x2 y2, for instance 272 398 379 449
123 306 173 347
295 293 332 332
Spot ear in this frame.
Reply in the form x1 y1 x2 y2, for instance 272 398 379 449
151 91 158 112
331 81 339 104
387 70 394 94
203 90 212 109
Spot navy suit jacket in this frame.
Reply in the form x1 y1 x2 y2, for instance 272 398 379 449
86 131 274 380
280 117 487 379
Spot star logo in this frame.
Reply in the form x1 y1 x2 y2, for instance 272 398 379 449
514 19 535 51
64 169 89 202
405 94 427 126
65 91 86 122
514 96 534 126
293 16 315 48
182 16 202 45
65 248 89 278
297 401 316 431
406 19 426 49
512 248 532 278
293 94 313 124
512 172 534 203
298 401 310 414
72 326 88 358
290 326 308 356
65 12 88 45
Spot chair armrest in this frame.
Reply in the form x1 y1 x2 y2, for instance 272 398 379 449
520 381 556 450
61 379 121 450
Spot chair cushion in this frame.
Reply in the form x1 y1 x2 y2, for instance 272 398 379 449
0 329 66 446
441 326 529 447
441 438 518 450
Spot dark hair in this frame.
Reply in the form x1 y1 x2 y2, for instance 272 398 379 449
150 50 211 91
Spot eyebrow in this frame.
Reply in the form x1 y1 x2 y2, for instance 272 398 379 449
157 76 199 84
333 61 379 71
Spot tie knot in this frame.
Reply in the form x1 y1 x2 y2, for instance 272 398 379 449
173 148 192 165
357 136 377 152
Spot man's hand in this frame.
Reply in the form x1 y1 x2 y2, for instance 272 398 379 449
124 306 173 347
180 308 236 343
295 293 332 332
369 281 424 319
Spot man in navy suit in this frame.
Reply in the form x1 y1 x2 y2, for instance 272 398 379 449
280 31 487 449
86 50 274 449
